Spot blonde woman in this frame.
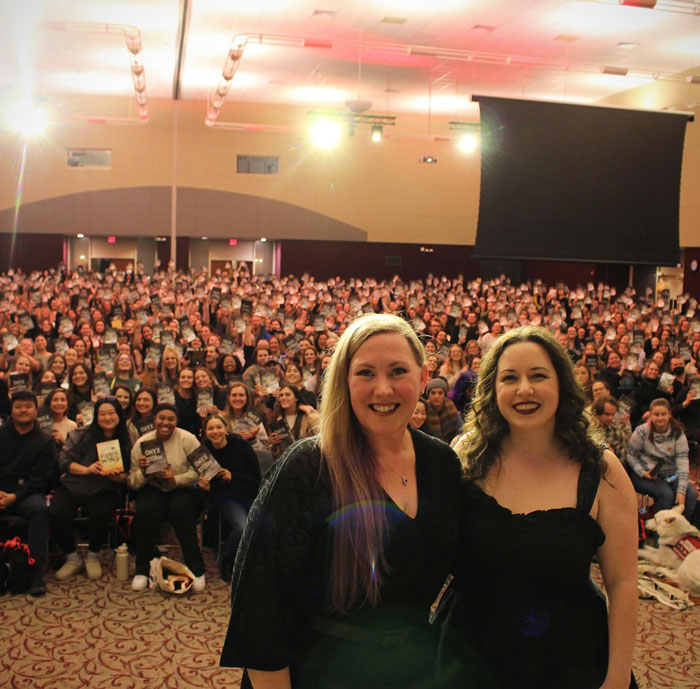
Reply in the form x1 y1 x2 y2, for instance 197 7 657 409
439 343 467 390
221 314 467 689
160 346 181 386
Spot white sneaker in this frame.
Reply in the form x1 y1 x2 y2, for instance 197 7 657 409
131 574 151 592
191 574 206 592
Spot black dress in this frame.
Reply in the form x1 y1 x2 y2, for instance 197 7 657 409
220 428 469 689
459 461 637 689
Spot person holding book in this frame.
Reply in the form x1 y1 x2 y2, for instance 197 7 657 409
201 413 262 581
66 362 94 423
110 353 141 395
128 386 157 444
174 367 199 436
9 353 35 394
626 397 698 523
281 362 317 409
128 403 206 592
160 346 182 386
222 382 270 453
47 352 68 387
221 313 466 689
44 387 78 447
49 397 131 581
268 385 321 460
194 366 227 416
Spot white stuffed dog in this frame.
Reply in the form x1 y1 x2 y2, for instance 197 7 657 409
639 505 700 595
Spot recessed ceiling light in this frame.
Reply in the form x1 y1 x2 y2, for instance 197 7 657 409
554 34 580 42
472 25 496 33
76 233 84 238
381 16 407 24
616 42 638 49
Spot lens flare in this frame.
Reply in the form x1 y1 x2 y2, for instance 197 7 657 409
309 119 342 149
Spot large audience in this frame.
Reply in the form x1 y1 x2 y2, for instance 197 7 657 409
0 260 698 595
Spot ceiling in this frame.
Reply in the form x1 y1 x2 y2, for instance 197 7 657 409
2 0 700 124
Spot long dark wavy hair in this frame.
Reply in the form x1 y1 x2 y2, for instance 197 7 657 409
461 326 604 480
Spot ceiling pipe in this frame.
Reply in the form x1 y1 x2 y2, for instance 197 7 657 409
42 21 150 124
205 32 692 128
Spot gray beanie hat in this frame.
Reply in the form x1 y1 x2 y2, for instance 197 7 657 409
425 377 449 394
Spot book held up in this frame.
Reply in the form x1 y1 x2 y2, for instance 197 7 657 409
97 439 124 473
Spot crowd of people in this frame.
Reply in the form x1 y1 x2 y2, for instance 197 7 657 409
0 259 698 687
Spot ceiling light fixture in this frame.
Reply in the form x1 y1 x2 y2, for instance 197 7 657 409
601 65 629 76
371 125 383 142
5 101 50 138
76 233 85 238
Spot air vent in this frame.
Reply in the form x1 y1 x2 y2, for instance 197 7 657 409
237 156 279 175
67 149 112 169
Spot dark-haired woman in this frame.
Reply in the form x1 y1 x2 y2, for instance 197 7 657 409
626 397 697 523
221 314 472 689
128 386 157 443
201 413 261 581
268 385 320 460
458 326 638 689
49 398 131 581
66 362 94 423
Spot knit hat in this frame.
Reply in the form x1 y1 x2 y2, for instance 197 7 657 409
425 377 449 394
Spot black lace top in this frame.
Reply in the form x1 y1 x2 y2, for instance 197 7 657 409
458 460 618 689
220 428 461 686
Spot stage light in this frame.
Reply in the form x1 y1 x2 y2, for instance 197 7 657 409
229 238 238 246
309 119 342 149
458 134 478 154
260 237 267 242
107 236 116 244
371 125 383 142
76 233 85 238
6 101 49 138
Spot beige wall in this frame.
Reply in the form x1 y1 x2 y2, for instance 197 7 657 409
1 87 697 245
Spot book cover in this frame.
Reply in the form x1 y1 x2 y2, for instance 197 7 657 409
188 348 205 366
37 411 54 435
93 372 111 398
54 337 69 354
96 349 115 375
220 337 235 354
96 439 124 473
186 444 222 481
2 332 18 352
145 344 163 364
269 419 293 448
157 383 176 404
260 370 280 395
140 438 168 475
135 416 155 437
39 382 57 398
78 400 95 426
658 372 675 391
235 410 261 432
9 371 29 394
196 388 214 413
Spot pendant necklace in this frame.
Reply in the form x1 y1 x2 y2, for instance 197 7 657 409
380 444 409 486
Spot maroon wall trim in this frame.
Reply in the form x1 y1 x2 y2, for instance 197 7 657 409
0 233 65 273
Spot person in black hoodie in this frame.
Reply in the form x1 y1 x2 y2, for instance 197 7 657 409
200 413 261 581
0 390 58 596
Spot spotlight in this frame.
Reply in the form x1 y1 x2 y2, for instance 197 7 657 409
458 134 478 154
371 125 383 142
419 155 438 164
76 233 85 238
309 119 342 149
260 237 267 242
6 101 49 138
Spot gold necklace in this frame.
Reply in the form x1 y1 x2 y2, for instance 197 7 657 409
379 443 409 486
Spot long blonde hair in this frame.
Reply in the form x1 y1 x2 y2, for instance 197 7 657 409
319 313 425 612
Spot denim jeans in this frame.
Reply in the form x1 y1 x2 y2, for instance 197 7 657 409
212 495 251 562
628 470 698 523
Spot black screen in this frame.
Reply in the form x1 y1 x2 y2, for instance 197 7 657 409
473 95 689 265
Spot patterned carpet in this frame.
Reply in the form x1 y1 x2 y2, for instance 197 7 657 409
1 551 698 689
